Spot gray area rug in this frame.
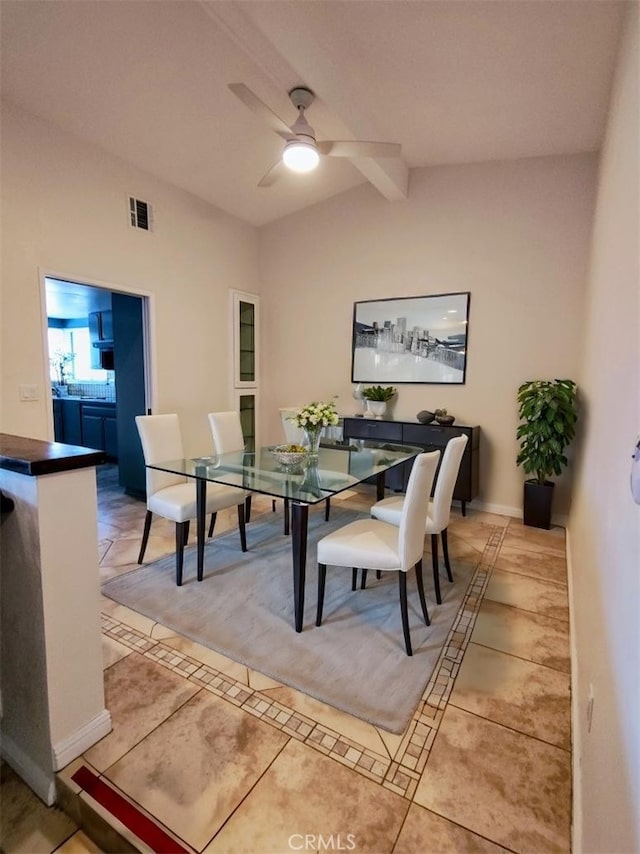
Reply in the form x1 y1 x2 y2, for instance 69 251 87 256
102 506 476 733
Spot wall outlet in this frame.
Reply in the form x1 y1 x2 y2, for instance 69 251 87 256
586 683 595 732
19 384 38 401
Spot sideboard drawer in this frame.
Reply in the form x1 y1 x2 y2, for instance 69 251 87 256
342 418 403 443
402 423 470 447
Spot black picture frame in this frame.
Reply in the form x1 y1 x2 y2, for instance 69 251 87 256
351 292 471 384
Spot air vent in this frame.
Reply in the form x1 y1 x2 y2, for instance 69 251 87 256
129 196 152 231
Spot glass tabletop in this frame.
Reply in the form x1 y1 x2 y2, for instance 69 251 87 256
148 440 423 504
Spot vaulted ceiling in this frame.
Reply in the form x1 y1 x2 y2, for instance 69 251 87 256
1 1 625 226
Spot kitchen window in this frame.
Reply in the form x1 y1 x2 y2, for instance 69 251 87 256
47 327 110 383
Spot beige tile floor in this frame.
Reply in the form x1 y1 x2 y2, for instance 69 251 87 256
1 466 572 854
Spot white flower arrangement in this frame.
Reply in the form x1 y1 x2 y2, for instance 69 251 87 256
292 398 340 430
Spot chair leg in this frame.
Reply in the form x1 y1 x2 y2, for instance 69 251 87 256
398 573 413 656
237 503 247 552
352 568 358 591
316 563 327 625
208 512 217 538
272 499 276 512
175 522 187 586
138 510 152 563
183 520 190 545
245 495 252 524
325 497 331 521
361 568 382 588
431 533 442 604
442 528 454 582
415 559 430 626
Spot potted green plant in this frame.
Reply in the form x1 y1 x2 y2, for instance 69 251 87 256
516 378 578 529
361 385 396 402
361 385 396 419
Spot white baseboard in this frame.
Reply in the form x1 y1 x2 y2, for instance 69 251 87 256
464 500 568 528
1 733 57 805
52 709 112 771
566 527 582 853
466 500 520 518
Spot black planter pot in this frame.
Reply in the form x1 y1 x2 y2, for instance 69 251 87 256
523 480 554 529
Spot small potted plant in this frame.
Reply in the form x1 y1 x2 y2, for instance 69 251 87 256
361 385 396 419
516 378 578 529
50 350 74 396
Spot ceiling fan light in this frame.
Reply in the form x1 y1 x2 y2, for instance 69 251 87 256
283 140 320 173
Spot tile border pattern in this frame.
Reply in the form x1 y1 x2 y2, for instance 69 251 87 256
100 524 504 801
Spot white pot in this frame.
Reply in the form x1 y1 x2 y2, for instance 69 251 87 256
366 400 387 419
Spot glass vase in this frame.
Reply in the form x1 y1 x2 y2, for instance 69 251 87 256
303 426 322 457
301 456 322 498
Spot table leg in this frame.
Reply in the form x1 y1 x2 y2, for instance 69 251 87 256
196 478 206 582
291 501 309 632
376 471 386 502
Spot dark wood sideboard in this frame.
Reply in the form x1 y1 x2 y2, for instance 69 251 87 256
341 417 480 515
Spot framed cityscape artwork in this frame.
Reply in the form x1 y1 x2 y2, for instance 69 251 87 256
351 292 471 384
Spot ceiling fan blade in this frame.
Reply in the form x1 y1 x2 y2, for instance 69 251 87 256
258 160 286 188
317 140 401 158
228 83 294 141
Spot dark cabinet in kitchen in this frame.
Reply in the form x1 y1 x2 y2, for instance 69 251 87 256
52 399 82 446
88 310 113 342
53 399 117 460
81 403 118 460
89 310 114 369
53 399 63 441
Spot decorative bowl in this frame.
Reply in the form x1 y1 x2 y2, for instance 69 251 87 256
416 410 435 424
270 444 308 466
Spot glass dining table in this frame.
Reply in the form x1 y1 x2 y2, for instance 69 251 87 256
147 440 422 632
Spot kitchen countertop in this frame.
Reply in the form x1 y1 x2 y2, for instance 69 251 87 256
54 395 116 403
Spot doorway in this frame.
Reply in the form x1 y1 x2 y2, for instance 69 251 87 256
44 276 150 498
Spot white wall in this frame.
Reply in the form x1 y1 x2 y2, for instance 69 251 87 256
259 153 597 516
0 101 260 453
569 4 640 851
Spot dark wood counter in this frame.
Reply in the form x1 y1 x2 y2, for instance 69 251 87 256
0 433 105 477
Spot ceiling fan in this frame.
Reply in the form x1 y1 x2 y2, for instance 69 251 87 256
228 83 402 187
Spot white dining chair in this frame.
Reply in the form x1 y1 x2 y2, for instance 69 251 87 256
315 450 440 656
370 434 468 604
207 410 254 532
135 413 248 586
